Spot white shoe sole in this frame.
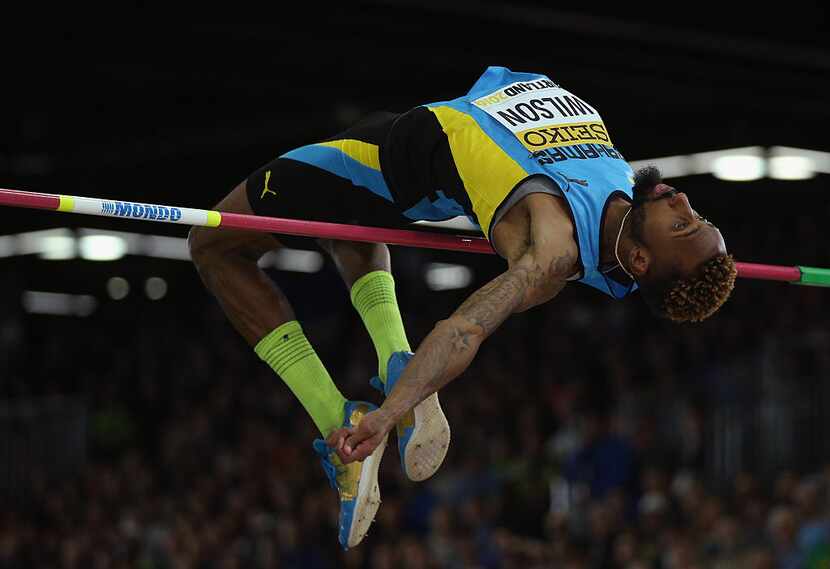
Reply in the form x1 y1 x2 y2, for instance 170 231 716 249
403 393 451 482
345 432 389 548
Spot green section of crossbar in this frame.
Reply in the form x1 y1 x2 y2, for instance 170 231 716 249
797 266 830 288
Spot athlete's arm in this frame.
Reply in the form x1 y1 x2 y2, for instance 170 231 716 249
378 243 574 408
332 195 578 462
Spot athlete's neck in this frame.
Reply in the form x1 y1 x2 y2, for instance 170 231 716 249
600 197 634 272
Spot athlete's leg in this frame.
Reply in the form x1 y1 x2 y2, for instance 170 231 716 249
191 175 392 549
317 237 450 482
317 239 411 382
317 237 449 483
242 109 450 482
337 243 450 481
317 239 389 288
292 109 451 482
188 181 346 436
189 182 292 344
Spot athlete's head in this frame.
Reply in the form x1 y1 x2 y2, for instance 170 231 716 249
624 166 736 323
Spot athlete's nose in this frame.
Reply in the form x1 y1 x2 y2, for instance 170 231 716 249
669 192 691 211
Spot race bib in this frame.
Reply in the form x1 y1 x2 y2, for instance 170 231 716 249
472 78 613 151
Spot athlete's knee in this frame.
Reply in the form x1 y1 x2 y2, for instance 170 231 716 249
188 227 229 284
315 238 335 255
190 182 280 269
189 226 275 271
319 240 391 286
189 226 264 297
187 226 212 265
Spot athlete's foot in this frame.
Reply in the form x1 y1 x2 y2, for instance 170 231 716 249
313 400 389 549
369 351 451 481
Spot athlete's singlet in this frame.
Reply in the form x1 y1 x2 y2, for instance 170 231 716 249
422 66 637 299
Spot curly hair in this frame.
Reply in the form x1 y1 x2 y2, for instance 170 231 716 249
640 254 737 323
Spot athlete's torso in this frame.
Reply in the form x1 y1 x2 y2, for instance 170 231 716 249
383 66 637 299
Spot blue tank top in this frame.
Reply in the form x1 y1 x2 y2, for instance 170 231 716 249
425 66 637 299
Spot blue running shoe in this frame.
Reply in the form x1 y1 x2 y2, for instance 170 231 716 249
369 351 451 481
313 400 389 549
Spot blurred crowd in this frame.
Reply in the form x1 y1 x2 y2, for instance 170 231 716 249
2 198 830 568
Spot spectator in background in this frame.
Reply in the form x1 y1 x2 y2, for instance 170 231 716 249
564 395 638 507
768 505 803 569
794 477 830 554
3 198 830 567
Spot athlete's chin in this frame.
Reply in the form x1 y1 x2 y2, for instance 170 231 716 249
631 185 653 206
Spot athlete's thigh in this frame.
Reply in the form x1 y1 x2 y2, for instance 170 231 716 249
188 181 283 260
245 156 409 247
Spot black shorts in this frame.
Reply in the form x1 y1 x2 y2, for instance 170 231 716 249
245 111 414 248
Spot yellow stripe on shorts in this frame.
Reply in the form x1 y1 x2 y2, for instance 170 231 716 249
427 106 529 237
318 139 381 171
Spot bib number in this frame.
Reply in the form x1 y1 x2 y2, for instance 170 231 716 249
473 79 613 151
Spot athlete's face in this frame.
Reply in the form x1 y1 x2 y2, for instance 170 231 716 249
629 184 726 279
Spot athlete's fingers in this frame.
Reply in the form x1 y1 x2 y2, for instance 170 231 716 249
343 427 371 451
326 427 353 457
351 439 379 462
341 433 379 463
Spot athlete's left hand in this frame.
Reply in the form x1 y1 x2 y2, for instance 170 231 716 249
327 408 394 464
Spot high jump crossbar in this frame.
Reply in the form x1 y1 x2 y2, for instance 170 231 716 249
1 187 828 287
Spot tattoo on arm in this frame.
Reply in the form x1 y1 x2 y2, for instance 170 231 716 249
454 248 573 336
455 265 539 336
382 252 571 418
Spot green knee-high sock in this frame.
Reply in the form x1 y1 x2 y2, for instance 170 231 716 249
350 270 411 383
255 320 347 436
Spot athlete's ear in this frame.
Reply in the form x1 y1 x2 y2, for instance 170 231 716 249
629 245 651 278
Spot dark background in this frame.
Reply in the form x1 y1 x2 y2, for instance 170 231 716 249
3 4 830 569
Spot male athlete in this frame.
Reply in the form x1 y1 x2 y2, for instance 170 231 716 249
188 66 736 548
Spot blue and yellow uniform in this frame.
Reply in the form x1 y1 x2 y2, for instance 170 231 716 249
247 66 636 298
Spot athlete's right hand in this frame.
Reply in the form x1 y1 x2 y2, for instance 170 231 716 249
327 408 394 464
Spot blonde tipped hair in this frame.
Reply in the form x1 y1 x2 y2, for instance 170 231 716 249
662 254 737 323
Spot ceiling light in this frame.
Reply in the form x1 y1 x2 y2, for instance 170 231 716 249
15 228 74 258
107 277 130 300
143 235 190 260
768 155 816 180
770 146 830 175
711 155 765 181
258 249 324 273
628 155 693 178
22 291 97 316
0 235 16 258
425 263 473 291
38 235 76 260
79 235 127 261
145 277 168 300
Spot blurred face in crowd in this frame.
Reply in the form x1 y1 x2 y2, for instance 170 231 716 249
767 506 797 547
613 531 638 566
794 480 822 518
629 181 726 281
